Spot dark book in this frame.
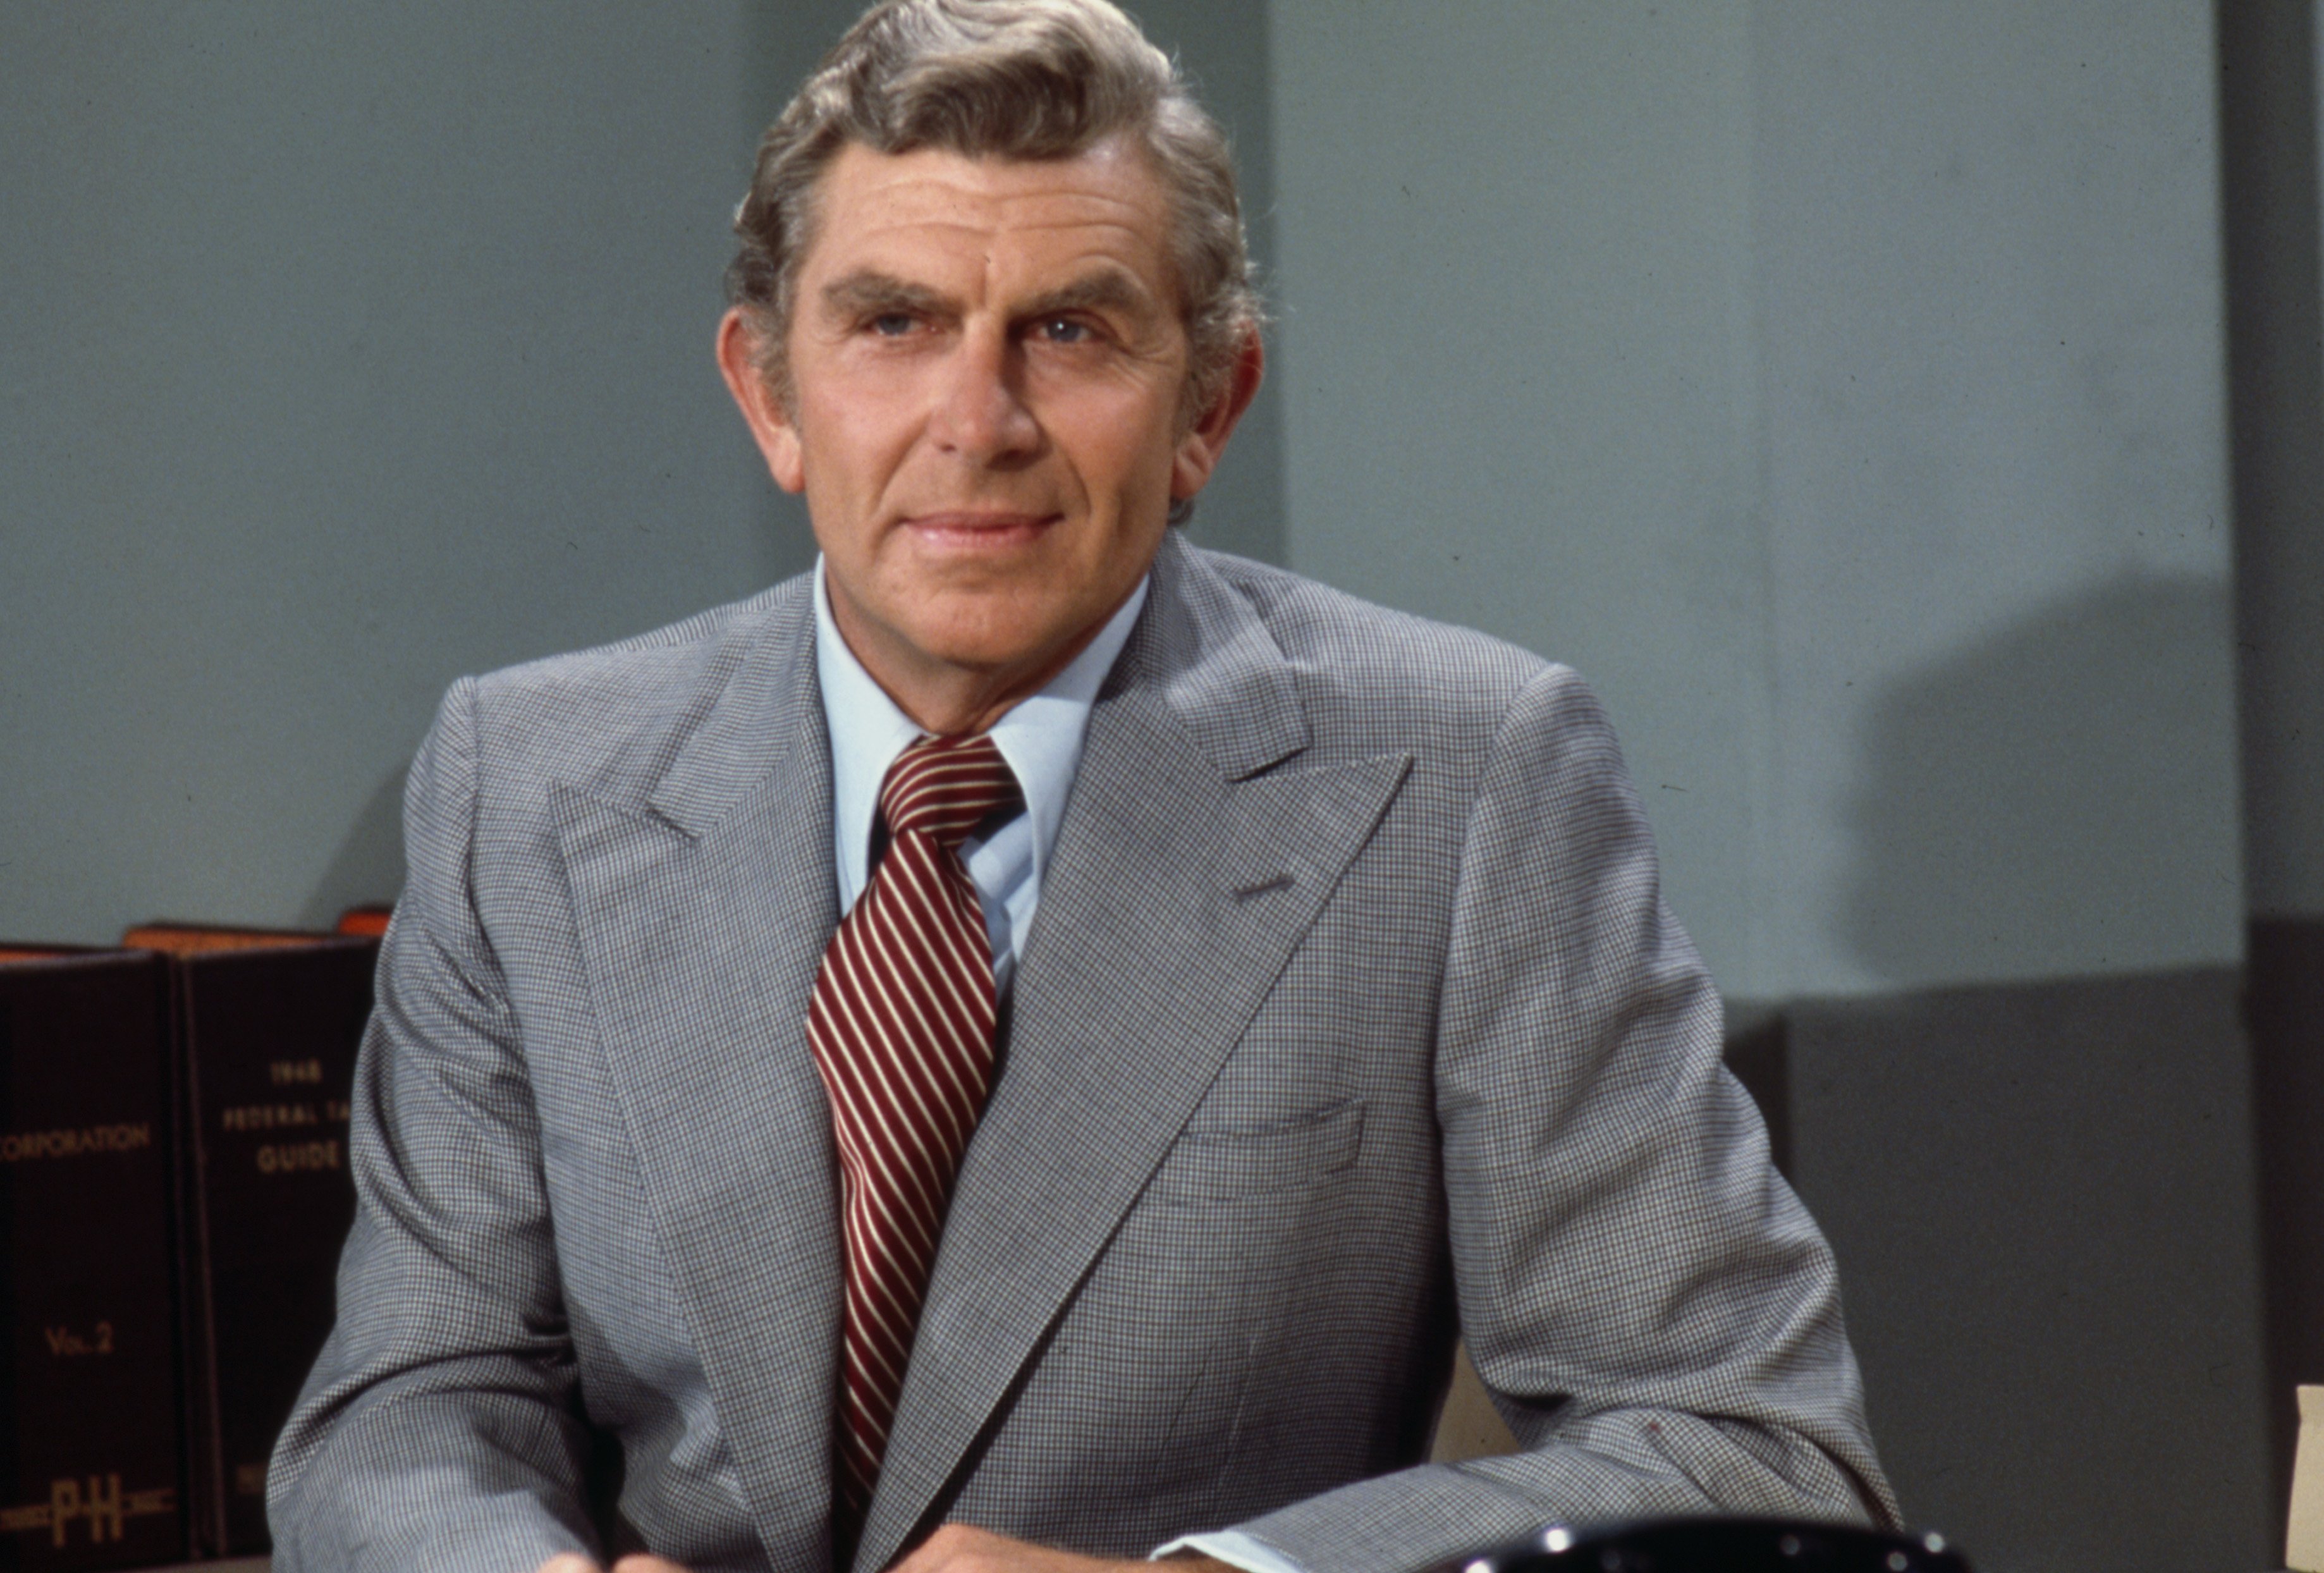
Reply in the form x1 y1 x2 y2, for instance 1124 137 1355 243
0 946 185 1570
124 926 376 1558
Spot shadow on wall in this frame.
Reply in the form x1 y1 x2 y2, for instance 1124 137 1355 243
1837 573 2239 984
298 766 407 930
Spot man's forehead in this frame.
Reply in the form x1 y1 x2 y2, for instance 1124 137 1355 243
804 140 1174 269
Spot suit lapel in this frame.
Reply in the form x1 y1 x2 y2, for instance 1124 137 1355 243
554 595 846 1567
858 541 1413 1568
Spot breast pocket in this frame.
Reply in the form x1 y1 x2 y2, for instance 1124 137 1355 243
1147 1098 1366 1206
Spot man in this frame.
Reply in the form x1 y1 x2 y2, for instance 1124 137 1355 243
270 3 1896 1570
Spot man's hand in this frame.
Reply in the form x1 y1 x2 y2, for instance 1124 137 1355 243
892 1524 1230 1573
537 1524 1232 1573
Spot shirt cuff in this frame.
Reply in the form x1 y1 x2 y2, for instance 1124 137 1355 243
1151 1529 1307 1573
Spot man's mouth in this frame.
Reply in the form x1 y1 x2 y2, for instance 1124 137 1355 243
898 511 1058 549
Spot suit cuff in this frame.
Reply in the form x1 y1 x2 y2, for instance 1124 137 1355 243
1151 1529 1307 1573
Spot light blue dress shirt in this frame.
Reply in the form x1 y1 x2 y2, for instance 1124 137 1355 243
810 560 1302 1573
814 559 1146 996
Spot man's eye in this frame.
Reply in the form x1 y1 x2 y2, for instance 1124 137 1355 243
867 312 917 337
1035 317 1094 345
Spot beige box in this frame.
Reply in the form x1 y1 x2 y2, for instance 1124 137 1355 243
2292 1386 2324 1572
1430 1341 1519 1465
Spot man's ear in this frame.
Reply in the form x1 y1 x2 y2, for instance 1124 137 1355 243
1170 327 1266 504
716 308 805 494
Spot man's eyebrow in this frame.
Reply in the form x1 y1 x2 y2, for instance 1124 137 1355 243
819 271 955 319
1015 271 1159 322
816 267 1163 325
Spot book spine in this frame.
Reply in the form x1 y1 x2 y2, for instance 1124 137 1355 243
0 954 187 1572
176 941 374 1557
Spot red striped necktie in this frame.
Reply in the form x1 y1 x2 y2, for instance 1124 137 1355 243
805 731 1020 1550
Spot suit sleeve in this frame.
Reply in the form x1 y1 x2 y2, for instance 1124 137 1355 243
1226 666 1900 1570
267 676 602 1572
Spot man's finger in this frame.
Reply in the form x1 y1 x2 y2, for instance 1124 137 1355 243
611 1556 696 1573
893 1522 1023 1573
535 1557 599 1573
891 1522 1163 1573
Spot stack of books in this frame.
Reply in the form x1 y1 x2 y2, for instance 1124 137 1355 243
0 907 389 1568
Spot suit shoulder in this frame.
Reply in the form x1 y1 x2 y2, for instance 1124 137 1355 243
1192 548 1572 736
453 574 812 800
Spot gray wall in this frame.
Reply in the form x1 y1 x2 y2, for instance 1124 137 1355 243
1270 2 1778 994
0 1 1278 946
2229 0 2324 924
1268 0 2241 1004
1751 3 2241 995
2 3 792 941
3 4 2299 1572
2224 2 2324 924
1133 0 1288 572
1267 4 2265 1571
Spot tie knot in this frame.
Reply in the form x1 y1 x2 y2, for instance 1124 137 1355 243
879 733 1019 848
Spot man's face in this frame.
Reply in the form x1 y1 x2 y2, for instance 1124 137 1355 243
723 138 1242 722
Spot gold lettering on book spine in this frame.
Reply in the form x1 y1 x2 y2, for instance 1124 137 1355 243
43 1320 115 1357
0 1123 152 1164
256 1137 341 1175
221 1102 319 1132
0 1477 175 1544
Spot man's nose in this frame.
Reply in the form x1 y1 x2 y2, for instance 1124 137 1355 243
927 328 1039 462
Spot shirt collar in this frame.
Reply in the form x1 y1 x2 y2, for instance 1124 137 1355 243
814 558 1149 909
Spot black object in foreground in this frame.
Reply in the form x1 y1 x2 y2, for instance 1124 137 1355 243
1436 1518 1971 1573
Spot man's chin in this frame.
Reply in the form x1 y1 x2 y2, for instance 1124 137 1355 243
833 572 1137 714
907 623 1079 678
900 601 1113 683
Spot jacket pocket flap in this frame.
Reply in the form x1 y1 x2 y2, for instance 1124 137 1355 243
1151 1099 1366 1205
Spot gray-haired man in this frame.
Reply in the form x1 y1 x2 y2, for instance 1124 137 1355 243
270 3 1897 1570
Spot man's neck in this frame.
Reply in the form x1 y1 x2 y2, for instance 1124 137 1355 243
828 592 1135 738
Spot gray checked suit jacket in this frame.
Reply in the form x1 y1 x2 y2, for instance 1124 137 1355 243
270 534 1897 1573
